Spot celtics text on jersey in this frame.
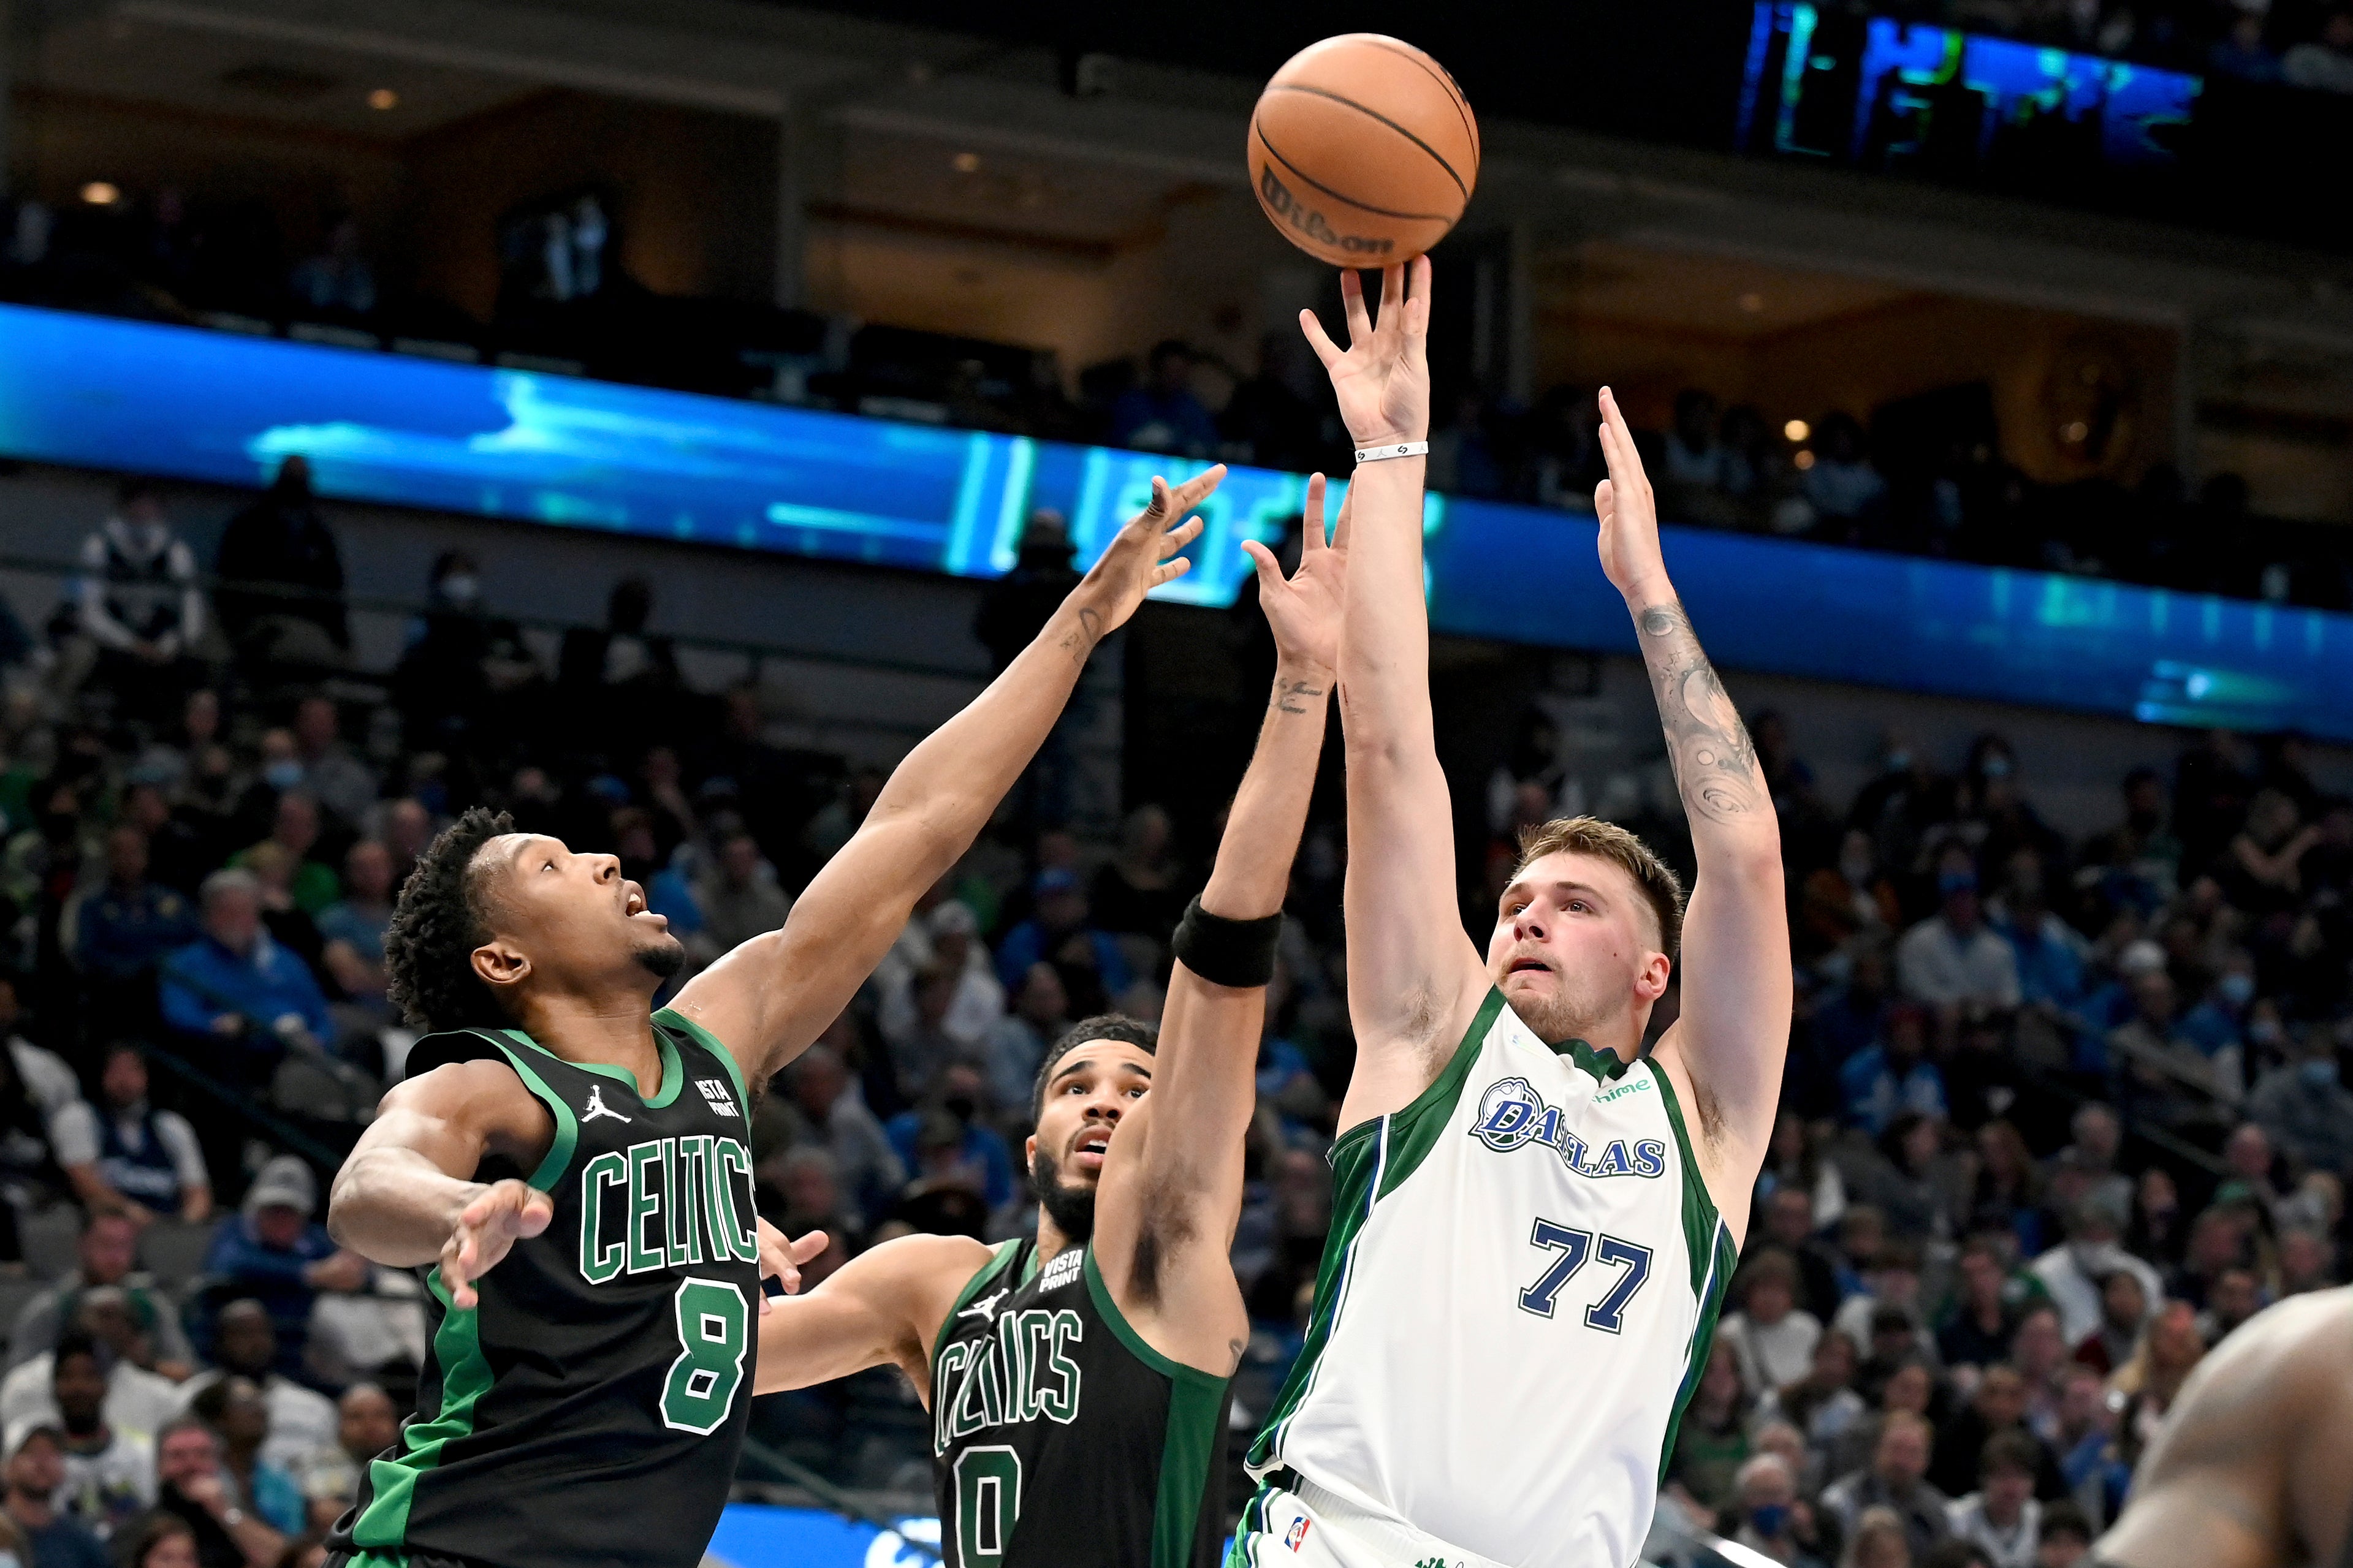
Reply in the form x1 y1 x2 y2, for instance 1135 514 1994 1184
930 1238 1232 1568
1239 988 1738 1568
328 1009 762 1568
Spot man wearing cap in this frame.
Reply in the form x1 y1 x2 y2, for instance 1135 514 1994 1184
2 1423 108 1568
992 867 1131 1016
171 1303 334 1478
198 1157 365 1366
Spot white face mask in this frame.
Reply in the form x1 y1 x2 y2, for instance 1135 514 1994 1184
2070 1241 2119 1275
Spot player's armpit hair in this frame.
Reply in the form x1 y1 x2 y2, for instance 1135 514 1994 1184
384 806 518 1036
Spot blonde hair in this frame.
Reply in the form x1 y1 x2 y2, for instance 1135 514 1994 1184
1512 816 1686 955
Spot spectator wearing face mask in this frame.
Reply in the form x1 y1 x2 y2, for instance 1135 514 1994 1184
1725 1452 1829 1568
391 551 542 751
2246 1032 2353 1177
2028 1203 2161 1346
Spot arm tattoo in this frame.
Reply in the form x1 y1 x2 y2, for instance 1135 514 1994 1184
1637 600 1763 825
1056 605 1104 667
1271 678 1326 714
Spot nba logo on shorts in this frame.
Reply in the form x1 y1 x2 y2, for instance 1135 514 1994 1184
1284 1517 1312 1551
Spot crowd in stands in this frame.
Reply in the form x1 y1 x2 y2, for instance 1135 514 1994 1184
1 455 2348 1567
1858 0 2353 89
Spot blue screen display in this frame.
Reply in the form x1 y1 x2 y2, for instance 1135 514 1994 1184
1 303 2346 740
1739 2 2200 172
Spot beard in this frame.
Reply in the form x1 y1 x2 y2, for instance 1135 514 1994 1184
1030 1148 1096 1244
634 933 686 981
1500 968 1619 1048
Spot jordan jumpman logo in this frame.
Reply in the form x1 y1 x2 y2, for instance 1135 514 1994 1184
582 1084 632 1124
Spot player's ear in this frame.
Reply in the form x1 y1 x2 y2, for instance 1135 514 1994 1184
1023 1133 1038 1168
1635 951 1671 1006
473 938 531 993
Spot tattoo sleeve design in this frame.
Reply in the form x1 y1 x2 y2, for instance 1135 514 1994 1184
1636 600 1763 825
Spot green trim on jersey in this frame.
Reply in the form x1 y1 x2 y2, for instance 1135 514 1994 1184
932 1241 1021 1370
495 1024 685 1107
653 1007 747 1104
1081 1249 1230 1568
350 1268 497 1546
481 1037 579 1192
1377 987 1506 1200
1647 1058 1738 1485
1556 1036 1635 1083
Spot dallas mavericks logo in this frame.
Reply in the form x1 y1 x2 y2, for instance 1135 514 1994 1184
1470 1077 1668 1179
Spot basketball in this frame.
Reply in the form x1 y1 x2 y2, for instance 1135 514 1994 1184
1248 34 1480 268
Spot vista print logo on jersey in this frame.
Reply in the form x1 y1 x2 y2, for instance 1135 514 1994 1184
1470 1077 1667 1179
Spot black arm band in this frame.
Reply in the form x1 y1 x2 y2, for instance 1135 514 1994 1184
1169 896 1283 989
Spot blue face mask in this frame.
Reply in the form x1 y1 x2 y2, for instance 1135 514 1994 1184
2218 973 2255 1008
2300 1059 2340 1090
1938 871 1979 900
1750 1504 1791 1537
262 760 303 792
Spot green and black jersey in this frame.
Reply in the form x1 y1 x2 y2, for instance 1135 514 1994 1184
326 1010 761 1568
930 1237 1232 1568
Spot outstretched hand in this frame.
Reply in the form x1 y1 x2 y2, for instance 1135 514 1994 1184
1243 472 1350 675
753 1216 832 1314
1593 386 1668 604
1299 259 1432 450
1071 466 1224 646
440 1179 553 1310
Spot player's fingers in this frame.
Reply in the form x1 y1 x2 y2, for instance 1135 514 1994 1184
1161 515 1204 559
1166 463 1226 517
1241 538 1282 590
1300 474 1327 553
787 1230 830 1265
1298 309 1344 371
1595 477 1616 526
1597 387 1649 493
1330 483 1357 553
517 1189 554 1238
1340 269 1371 345
1141 474 1171 522
1150 557 1194 588
1378 262 1405 338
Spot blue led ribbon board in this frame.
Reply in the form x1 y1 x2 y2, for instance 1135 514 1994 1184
0 303 2345 738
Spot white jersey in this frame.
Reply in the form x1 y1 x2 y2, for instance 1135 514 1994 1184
1243 989 1737 1568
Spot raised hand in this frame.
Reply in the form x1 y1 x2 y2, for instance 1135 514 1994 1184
439 1178 553 1309
1299 259 1432 449
1066 466 1224 657
1593 386 1668 604
753 1216 832 1313
1242 472 1351 676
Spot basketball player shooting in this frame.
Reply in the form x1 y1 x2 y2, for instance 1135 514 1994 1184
316 466 1223 1568
747 477 1347 1568
1231 259 1792 1568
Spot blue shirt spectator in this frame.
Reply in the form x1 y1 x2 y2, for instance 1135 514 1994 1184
884 1102 1017 1214
64 826 197 983
1109 341 1219 456
200 1157 350 1369
993 869 1133 1013
1839 1007 1950 1134
1998 907 2086 1012
2177 959 2255 1058
159 871 332 1082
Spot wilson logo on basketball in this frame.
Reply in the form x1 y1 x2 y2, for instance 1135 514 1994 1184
1258 167 1394 257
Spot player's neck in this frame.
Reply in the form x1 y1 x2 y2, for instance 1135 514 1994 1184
1033 1209 1084 1265
512 988 664 1096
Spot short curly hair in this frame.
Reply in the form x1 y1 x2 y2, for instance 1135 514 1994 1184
384 806 516 1034
1029 1013 1157 1122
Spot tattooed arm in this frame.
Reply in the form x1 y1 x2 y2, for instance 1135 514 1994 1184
670 468 1222 1084
1592 389 1790 1221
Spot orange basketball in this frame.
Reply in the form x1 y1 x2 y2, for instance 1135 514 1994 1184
1248 34 1479 268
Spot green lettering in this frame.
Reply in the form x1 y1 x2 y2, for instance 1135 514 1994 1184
578 1151 628 1284
1021 1311 1055 1423
663 1138 692 1268
1039 1312 1082 1423
627 1142 664 1276
714 1139 756 1259
699 1132 739 1261
676 1135 708 1267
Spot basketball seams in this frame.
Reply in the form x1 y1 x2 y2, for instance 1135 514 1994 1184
1355 38 1480 180
1251 118 1457 225
1260 83 1470 203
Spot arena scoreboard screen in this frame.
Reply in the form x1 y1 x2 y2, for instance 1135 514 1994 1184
1 302 2346 740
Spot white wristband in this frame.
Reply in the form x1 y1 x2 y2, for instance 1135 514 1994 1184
1353 440 1429 463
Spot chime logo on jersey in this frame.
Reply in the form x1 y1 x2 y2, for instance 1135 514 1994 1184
1470 1076 1667 1179
932 1309 1084 1455
576 1134 758 1284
